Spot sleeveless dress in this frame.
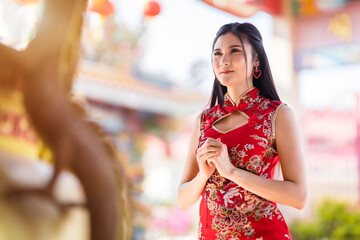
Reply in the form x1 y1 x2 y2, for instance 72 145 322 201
197 87 291 240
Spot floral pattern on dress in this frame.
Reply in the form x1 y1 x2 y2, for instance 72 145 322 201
197 88 291 240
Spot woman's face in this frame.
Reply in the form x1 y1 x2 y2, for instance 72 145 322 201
212 32 255 88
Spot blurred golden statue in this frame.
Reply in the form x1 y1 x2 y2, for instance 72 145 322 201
0 0 133 239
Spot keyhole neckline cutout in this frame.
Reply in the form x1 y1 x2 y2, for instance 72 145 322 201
212 111 250 134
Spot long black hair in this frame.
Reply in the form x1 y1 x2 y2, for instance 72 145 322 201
209 22 280 108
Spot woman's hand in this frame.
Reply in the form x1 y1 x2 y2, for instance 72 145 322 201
207 138 236 179
196 138 220 179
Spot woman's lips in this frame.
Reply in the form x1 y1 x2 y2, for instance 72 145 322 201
220 70 234 74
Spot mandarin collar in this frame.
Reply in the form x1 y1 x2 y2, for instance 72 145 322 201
224 87 259 109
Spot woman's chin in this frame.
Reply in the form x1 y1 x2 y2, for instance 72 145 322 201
219 77 250 88
218 78 233 87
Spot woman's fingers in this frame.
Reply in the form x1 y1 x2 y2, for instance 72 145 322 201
199 144 222 153
198 138 222 154
196 138 226 171
198 151 219 162
198 148 220 162
205 137 223 146
206 158 215 168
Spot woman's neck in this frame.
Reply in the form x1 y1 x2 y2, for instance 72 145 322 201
227 84 254 103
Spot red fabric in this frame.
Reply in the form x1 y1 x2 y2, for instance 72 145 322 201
197 88 291 240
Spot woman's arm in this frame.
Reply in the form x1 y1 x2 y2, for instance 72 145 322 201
208 105 307 210
177 115 217 210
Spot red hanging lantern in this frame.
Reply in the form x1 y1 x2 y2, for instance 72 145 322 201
144 1 161 18
260 0 282 15
89 0 114 17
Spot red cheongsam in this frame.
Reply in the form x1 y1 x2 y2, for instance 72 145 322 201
197 87 291 240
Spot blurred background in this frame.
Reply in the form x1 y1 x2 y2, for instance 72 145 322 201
1 0 360 239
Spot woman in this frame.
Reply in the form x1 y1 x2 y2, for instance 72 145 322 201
177 22 307 239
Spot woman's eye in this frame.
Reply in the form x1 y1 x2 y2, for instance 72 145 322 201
214 52 222 56
231 48 241 53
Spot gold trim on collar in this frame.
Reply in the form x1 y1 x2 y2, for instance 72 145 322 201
224 87 256 107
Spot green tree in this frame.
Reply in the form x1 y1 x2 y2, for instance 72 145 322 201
291 199 360 240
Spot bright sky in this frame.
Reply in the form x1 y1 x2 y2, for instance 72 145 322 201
115 0 273 94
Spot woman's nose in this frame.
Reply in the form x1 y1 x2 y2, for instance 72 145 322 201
220 54 230 66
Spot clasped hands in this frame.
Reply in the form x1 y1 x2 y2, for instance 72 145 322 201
196 137 235 180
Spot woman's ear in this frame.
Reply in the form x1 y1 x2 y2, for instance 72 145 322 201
254 53 260 66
